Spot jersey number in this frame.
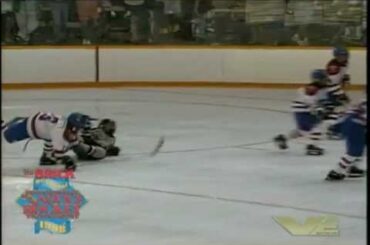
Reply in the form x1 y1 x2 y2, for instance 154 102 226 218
39 113 59 124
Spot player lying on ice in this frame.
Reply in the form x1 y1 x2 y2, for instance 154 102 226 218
273 69 329 156
72 118 120 160
2 112 89 171
325 99 367 181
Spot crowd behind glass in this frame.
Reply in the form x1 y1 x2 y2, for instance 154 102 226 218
1 0 367 46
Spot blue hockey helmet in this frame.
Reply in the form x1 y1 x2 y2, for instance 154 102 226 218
310 69 328 87
66 113 90 131
333 46 349 58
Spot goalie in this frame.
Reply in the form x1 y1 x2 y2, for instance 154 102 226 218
73 118 120 160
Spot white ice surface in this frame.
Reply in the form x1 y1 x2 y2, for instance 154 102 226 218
2 88 366 245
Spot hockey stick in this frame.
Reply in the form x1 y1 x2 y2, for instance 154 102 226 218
75 136 165 168
149 136 165 157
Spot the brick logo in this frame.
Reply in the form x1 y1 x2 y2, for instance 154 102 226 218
17 168 87 234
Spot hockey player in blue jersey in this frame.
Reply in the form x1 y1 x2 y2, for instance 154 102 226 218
274 69 328 155
325 100 367 180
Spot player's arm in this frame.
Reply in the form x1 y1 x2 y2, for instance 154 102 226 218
50 127 77 168
105 138 120 156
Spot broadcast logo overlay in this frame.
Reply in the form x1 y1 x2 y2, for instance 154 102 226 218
17 168 88 234
273 215 339 236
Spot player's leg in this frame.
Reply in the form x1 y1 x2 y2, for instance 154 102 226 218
275 112 324 155
326 118 343 139
324 110 341 139
72 142 107 160
326 119 366 180
326 154 358 181
274 130 300 150
343 122 366 178
292 111 324 155
299 111 325 155
321 95 348 139
324 108 346 140
39 140 57 165
2 117 30 143
305 126 324 155
347 157 366 178
273 112 308 149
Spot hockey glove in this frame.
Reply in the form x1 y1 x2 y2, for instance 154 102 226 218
106 146 120 156
60 156 77 171
337 93 350 104
342 74 350 84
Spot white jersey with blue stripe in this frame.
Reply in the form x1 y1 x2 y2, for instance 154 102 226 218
291 87 321 113
345 100 367 126
26 112 72 153
325 58 347 97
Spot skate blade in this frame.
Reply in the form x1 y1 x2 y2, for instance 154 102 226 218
325 176 344 181
347 174 366 178
325 175 365 181
308 153 324 156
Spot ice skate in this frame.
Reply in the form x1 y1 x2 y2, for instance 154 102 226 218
306 144 324 156
274 134 288 150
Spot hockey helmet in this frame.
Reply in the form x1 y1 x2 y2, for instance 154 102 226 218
66 113 90 132
310 69 328 88
98 119 116 136
333 46 349 58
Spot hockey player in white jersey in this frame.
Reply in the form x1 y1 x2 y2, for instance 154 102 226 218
326 46 350 95
323 46 351 139
274 70 328 155
325 100 367 180
2 112 89 170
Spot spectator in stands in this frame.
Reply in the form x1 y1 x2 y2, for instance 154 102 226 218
146 1 165 43
160 0 181 32
192 0 214 42
196 0 213 16
76 0 111 44
179 0 196 41
285 0 293 14
49 0 72 43
178 0 212 41
124 0 150 43
292 26 309 46
362 28 366 46
14 0 40 43
1 0 18 44
361 0 366 46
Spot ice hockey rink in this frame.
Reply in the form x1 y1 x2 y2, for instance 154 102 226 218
2 88 366 245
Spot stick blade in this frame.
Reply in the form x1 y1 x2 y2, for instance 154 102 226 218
150 136 165 157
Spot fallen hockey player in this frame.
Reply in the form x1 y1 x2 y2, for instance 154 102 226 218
72 118 121 161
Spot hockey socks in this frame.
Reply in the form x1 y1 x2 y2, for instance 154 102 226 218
326 155 366 180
